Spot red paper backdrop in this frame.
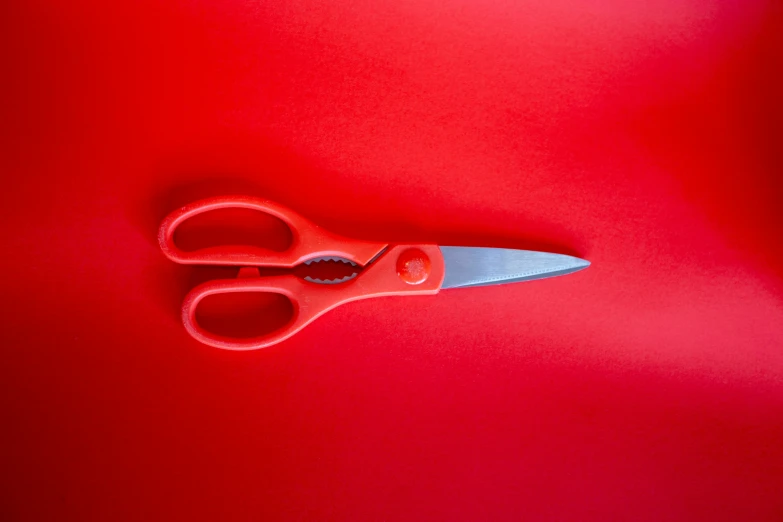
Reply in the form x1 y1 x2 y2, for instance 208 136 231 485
2 0 782 520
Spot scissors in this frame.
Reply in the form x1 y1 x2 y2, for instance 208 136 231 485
159 196 590 350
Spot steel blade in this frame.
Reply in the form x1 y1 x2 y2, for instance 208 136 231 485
440 246 590 289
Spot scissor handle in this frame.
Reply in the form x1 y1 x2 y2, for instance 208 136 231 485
182 245 445 350
159 195 388 267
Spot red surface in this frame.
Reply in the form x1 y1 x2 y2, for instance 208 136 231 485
2 0 783 520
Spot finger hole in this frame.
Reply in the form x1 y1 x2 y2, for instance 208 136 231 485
195 291 294 339
174 208 293 252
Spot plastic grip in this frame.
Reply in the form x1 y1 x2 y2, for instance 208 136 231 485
159 195 387 267
182 245 445 350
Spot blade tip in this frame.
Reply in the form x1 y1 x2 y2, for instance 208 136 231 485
571 257 591 271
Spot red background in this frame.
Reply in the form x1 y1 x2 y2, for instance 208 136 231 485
2 0 783 520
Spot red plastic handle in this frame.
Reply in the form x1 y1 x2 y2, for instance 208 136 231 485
183 244 445 350
158 195 387 267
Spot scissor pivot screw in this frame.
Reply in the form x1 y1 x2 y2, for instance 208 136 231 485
396 248 431 285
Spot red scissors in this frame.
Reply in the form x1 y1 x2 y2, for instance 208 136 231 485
159 196 589 350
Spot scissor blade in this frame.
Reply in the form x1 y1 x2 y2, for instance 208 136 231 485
440 246 590 290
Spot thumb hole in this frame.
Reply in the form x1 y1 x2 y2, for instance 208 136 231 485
174 207 293 253
194 291 295 340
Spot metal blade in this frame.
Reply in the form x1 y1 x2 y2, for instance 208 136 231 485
440 246 590 290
